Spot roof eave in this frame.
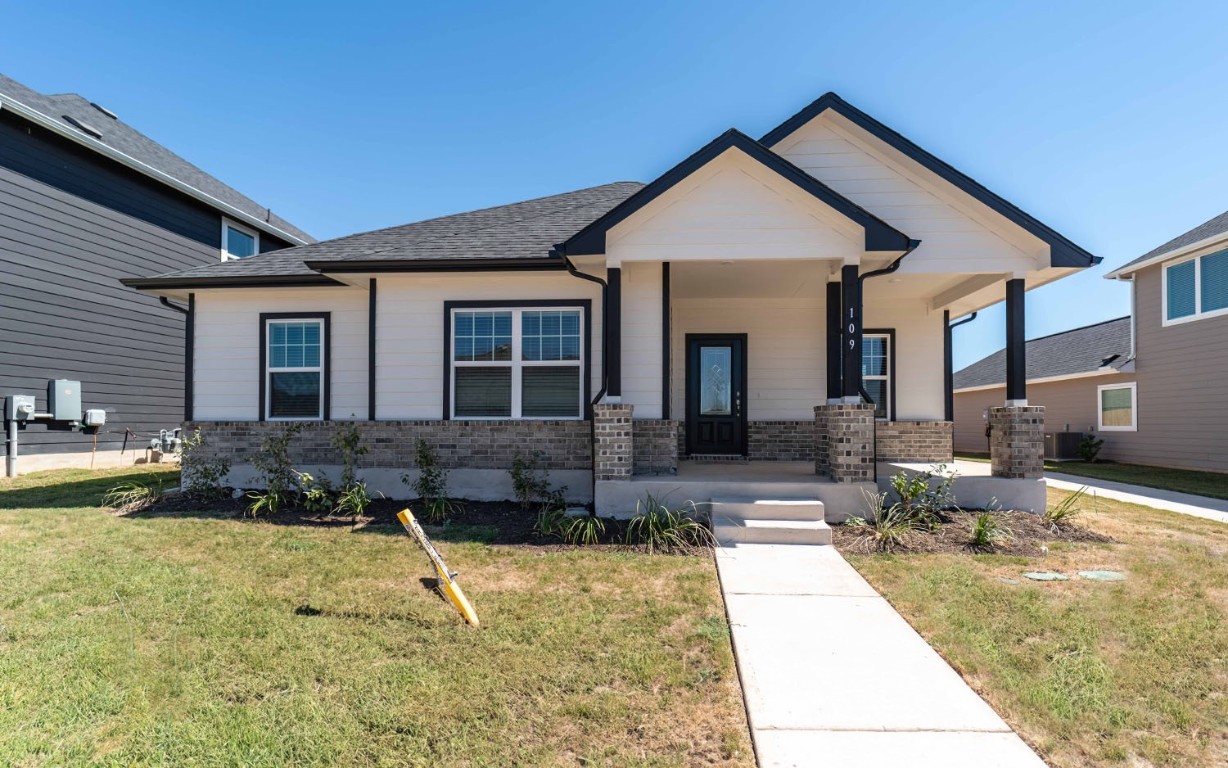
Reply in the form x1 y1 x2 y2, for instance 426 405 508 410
760 92 1099 270
0 96 312 246
121 274 342 290
1105 230 1228 279
306 258 568 273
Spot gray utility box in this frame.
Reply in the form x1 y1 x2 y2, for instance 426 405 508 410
1044 432 1084 461
5 394 35 421
48 379 82 422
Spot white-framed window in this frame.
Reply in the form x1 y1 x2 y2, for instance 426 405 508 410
1097 382 1136 432
449 307 584 419
1163 248 1228 325
265 318 325 420
862 333 891 420
222 218 259 260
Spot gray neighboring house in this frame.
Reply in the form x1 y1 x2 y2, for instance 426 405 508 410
955 207 1228 474
952 317 1134 456
0 73 313 472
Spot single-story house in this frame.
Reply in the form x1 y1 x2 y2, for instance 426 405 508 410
124 92 1100 516
952 317 1134 457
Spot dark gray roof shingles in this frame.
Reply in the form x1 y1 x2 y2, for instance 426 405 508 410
0 73 313 244
132 181 644 282
1114 208 1228 274
953 316 1132 390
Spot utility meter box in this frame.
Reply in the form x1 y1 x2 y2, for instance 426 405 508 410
5 395 36 421
83 409 107 427
47 379 82 422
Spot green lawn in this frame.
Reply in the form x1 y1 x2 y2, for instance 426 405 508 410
957 453 1228 500
0 467 753 767
849 488 1228 767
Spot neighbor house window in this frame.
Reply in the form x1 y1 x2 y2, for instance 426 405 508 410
862 333 891 420
1097 382 1136 432
265 318 325 420
222 218 259 260
1164 248 1228 323
450 307 583 419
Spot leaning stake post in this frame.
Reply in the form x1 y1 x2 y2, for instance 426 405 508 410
396 508 479 627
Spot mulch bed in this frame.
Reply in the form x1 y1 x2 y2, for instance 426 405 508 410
831 509 1112 556
130 493 681 553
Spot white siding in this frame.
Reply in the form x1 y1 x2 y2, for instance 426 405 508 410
671 297 826 420
621 261 664 417
864 297 945 420
773 115 1047 273
376 271 603 419
607 149 862 264
193 287 369 421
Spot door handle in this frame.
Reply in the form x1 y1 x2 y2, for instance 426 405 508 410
735 390 741 417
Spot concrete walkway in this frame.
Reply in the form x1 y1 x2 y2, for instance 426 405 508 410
1044 471 1228 524
715 543 1046 767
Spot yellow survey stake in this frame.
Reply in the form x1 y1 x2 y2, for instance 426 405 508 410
396 508 480 626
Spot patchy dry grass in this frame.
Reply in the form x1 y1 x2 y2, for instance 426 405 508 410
0 467 752 767
848 488 1228 767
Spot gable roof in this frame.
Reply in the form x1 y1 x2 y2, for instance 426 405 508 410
1106 208 1228 279
560 128 914 256
122 182 643 289
0 73 313 245
953 316 1132 390
761 92 1099 270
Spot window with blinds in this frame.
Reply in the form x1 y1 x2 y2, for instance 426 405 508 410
1165 249 1228 323
1097 383 1136 432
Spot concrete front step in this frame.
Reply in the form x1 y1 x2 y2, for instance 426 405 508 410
711 497 826 521
714 517 833 546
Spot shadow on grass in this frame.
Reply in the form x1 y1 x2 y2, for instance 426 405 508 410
0 468 180 510
292 601 436 627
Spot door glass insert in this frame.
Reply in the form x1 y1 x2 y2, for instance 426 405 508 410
699 346 732 415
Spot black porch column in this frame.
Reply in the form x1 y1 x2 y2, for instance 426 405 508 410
943 309 952 421
606 266 622 398
840 264 862 400
1005 277 1026 403
826 281 842 400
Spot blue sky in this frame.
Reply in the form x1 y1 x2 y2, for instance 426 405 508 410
5 1 1227 368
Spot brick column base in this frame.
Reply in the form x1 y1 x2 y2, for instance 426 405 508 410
990 406 1044 479
593 403 634 481
815 403 875 483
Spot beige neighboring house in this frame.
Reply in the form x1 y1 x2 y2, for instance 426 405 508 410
955 210 1228 474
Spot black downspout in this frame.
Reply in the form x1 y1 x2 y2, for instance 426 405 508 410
944 311 978 421
560 250 609 510
159 296 189 315
852 239 922 482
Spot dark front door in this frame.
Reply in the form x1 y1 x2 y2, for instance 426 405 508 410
686 334 748 455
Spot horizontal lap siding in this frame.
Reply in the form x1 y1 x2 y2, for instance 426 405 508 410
1125 265 1228 471
193 288 369 421
0 164 216 453
863 298 945 420
376 272 603 419
622 262 663 417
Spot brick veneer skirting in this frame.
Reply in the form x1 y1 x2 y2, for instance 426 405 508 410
633 419 680 475
748 421 817 461
182 420 592 471
875 421 954 463
989 406 1045 479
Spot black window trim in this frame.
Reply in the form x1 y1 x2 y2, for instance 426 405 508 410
863 327 896 421
259 311 331 422
443 299 593 421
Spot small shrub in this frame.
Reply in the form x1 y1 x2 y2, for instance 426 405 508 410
562 514 606 546
846 490 915 552
534 505 570 539
334 481 372 518
248 424 301 516
969 512 1011 549
102 480 162 514
402 440 460 523
179 428 230 500
1078 434 1105 463
626 494 714 554
1044 486 1088 530
888 464 956 530
295 471 335 514
332 423 368 488
510 452 552 510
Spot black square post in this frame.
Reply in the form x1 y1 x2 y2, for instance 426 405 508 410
606 266 622 398
1005 277 1026 403
840 264 862 400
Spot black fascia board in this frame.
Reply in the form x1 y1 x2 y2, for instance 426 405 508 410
560 128 911 256
306 258 568 273
760 92 1100 268
120 274 343 289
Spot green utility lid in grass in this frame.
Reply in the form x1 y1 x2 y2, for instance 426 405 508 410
1078 570 1126 581
1022 572 1069 581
